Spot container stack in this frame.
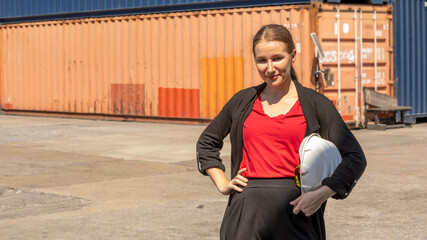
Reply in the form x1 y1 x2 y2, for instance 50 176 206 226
1 0 423 125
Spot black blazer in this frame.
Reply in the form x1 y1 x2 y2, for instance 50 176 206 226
196 80 366 199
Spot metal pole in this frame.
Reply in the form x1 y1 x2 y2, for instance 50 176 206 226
336 8 341 114
354 9 360 127
374 10 378 91
315 46 320 92
360 10 365 125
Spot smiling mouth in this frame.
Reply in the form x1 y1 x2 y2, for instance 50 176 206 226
267 75 278 80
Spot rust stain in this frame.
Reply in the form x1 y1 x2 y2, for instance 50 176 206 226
110 84 145 115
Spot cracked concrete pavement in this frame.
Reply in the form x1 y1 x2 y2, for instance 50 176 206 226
0 114 425 239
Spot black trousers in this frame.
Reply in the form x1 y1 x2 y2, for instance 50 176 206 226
220 178 326 240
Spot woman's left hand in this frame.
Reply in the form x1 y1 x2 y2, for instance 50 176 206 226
290 185 336 217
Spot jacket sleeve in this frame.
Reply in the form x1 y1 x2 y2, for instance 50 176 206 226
196 100 233 176
320 102 367 199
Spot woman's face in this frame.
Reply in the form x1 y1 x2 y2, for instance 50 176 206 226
254 40 296 89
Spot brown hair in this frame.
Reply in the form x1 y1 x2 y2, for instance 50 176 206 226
252 24 297 81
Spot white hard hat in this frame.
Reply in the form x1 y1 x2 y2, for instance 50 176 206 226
298 133 342 194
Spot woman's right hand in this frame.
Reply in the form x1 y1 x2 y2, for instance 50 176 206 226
218 168 248 195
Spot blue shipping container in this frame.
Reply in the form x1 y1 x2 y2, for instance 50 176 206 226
392 0 427 123
0 0 312 23
0 0 390 23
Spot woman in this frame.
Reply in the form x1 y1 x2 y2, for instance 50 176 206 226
196 24 366 240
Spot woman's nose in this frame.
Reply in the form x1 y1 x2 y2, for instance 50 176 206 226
267 60 275 73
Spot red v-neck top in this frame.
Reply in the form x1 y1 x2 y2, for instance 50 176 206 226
239 95 306 178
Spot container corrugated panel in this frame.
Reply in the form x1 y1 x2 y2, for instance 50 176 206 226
0 0 312 23
0 3 394 124
392 0 427 123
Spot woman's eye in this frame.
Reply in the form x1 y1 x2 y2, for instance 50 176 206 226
273 56 284 61
256 59 267 63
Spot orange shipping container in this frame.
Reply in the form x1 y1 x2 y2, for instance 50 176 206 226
0 3 393 125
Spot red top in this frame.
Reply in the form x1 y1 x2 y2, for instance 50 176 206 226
239 95 306 178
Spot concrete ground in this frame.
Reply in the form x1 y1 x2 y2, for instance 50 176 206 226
0 114 425 240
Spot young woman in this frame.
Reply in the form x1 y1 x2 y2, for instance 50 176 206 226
196 24 366 240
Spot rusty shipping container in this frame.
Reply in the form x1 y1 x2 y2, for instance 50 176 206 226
0 3 393 125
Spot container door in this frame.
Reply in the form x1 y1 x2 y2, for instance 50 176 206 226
316 5 393 127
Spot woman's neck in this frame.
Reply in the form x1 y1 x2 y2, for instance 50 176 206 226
262 79 296 103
